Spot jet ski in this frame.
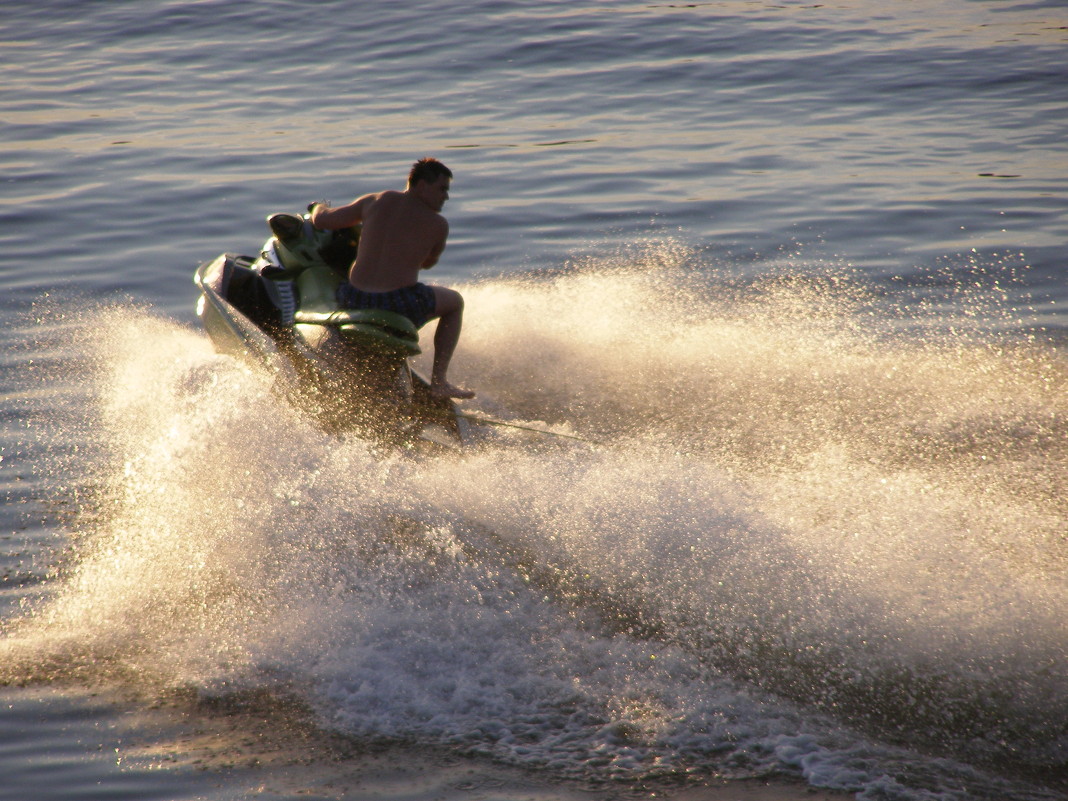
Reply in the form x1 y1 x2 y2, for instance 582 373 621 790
194 210 471 451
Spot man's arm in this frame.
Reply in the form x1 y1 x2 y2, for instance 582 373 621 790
310 193 377 230
420 218 449 269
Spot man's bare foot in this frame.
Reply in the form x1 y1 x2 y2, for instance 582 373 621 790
430 381 475 400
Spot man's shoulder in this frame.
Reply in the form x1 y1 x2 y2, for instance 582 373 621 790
391 191 446 224
363 189 401 206
359 189 403 218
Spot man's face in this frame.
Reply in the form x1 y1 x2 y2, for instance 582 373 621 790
416 175 450 211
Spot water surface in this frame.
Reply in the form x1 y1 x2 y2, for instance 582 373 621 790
2 2 1066 799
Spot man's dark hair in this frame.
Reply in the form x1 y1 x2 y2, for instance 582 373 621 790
408 157 452 188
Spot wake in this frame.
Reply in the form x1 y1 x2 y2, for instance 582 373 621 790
3 256 1067 790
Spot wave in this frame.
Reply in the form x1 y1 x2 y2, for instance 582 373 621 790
3 255 1066 798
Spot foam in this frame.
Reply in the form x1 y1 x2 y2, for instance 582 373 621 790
4 259 1066 798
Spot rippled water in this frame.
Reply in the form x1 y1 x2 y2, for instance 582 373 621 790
2 2 1067 799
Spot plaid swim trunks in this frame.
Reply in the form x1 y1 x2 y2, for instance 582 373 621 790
336 282 437 329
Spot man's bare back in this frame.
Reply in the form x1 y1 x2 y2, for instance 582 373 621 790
310 169 450 291
309 158 474 400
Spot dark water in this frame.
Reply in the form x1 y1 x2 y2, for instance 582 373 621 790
2 2 1067 799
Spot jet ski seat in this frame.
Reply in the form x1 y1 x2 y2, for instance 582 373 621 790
292 262 421 356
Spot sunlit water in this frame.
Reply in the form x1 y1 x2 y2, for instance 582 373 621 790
2 2 1066 799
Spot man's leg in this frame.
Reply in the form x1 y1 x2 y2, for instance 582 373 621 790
428 286 475 399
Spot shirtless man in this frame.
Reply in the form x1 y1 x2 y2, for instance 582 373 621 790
310 158 474 400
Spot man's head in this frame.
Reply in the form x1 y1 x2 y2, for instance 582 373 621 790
407 157 453 189
407 157 452 212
